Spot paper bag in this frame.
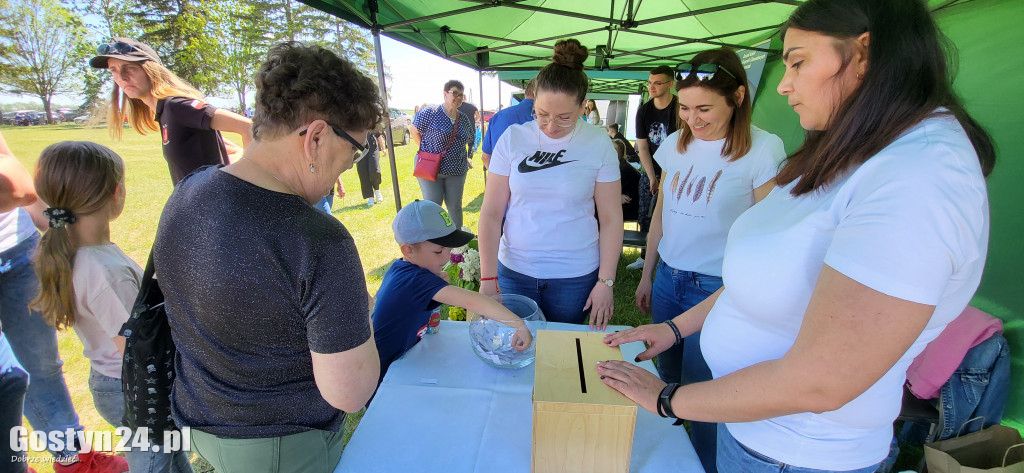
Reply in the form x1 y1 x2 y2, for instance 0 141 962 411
925 424 1024 473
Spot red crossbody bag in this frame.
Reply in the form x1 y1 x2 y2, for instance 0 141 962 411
414 111 460 181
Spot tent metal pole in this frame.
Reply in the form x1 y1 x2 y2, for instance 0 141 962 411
372 27 403 210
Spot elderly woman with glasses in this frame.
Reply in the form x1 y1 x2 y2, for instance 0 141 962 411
478 39 622 330
409 80 476 229
90 38 253 186
152 43 382 473
628 48 786 473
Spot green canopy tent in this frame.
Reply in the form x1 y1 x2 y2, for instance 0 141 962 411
297 0 1024 432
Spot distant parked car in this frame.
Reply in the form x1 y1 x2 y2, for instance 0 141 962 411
386 107 411 146
53 108 75 123
13 110 41 126
73 113 91 125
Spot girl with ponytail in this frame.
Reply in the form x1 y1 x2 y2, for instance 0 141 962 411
32 141 192 472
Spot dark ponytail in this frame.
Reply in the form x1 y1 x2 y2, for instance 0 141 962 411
535 39 590 104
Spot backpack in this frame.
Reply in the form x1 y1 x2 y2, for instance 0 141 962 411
119 251 178 444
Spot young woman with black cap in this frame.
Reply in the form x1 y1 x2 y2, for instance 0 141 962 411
90 38 253 185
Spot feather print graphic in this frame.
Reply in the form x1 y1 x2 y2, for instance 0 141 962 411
686 179 694 197
693 176 706 203
706 170 723 204
678 165 693 201
670 171 680 196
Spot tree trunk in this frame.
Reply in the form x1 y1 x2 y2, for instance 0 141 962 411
41 95 53 125
236 85 247 115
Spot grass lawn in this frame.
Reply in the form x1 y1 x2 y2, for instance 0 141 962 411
2 124 651 472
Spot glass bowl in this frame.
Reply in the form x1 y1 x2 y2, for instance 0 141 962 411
468 294 547 369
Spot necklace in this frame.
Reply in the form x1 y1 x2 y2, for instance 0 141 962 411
239 156 301 197
536 120 581 150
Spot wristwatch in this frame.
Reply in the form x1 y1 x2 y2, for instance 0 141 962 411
658 383 681 418
598 278 614 288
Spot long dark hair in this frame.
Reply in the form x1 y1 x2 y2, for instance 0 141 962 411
675 48 752 161
535 39 589 104
777 0 995 196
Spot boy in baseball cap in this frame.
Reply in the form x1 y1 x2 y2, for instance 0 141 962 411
371 200 532 388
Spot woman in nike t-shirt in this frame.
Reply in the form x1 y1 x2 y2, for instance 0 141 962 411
478 39 622 329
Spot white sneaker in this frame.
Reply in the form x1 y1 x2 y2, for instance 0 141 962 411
374 189 383 203
366 198 375 207
626 257 645 270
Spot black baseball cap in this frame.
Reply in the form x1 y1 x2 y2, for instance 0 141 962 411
90 38 162 68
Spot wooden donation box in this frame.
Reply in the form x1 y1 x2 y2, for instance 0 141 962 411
532 330 637 473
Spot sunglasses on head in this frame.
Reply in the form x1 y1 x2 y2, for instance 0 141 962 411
300 123 369 163
97 42 138 56
675 62 737 83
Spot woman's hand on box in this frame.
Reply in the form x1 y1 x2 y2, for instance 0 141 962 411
602 323 674 361
596 360 664 414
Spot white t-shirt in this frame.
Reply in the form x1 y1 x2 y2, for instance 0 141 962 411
701 114 989 470
654 126 785 276
72 244 142 378
0 208 38 252
489 120 620 278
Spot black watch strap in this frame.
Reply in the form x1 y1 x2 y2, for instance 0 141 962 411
658 382 681 419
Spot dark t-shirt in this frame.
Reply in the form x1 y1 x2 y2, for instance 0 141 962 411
619 159 641 222
155 97 230 185
371 259 448 385
634 97 678 177
153 167 371 438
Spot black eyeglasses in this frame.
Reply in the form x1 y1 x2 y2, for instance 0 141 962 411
447 89 465 99
97 42 138 56
675 62 737 83
300 123 369 163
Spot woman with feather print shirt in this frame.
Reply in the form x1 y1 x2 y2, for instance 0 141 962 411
631 49 785 473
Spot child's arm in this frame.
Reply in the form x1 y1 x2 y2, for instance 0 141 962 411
113 336 125 356
433 286 533 351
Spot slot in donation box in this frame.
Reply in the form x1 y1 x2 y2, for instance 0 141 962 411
532 330 637 473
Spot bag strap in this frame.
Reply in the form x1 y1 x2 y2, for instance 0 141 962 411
1003 443 1024 467
139 248 158 297
955 416 986 438
420 108 462 156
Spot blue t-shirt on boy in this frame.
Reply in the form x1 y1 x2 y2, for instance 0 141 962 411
372 259 449 385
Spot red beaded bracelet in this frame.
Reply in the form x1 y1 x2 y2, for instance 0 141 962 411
481 277 498 281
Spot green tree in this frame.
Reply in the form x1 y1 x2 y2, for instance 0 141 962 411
0 0 90 124
127 0 223 93
70 0 139 113
214 0 273 113
306 11 390 99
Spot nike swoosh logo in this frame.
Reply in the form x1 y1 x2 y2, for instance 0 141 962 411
518 159 576 173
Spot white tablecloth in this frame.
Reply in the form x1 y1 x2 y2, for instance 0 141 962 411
335 320 704 473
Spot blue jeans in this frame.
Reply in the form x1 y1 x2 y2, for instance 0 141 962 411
89 369 194 473
417 173 467 229
0 233 81 458
497 261 597 324
315 194 334 215
651 259 722 473
1 364 29 471
717 426 881 473
895 332 1012 450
